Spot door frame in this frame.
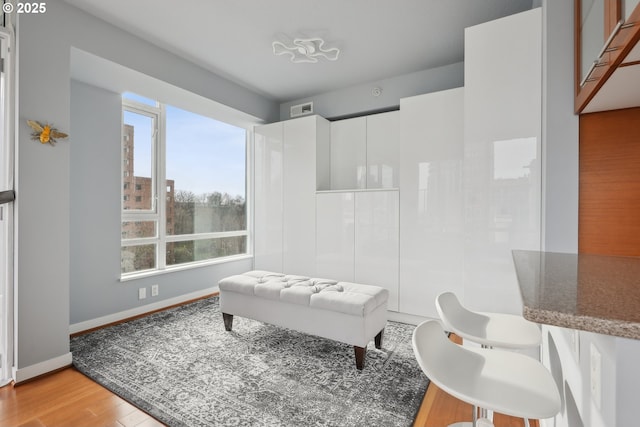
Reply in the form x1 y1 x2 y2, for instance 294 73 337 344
0 25 16 386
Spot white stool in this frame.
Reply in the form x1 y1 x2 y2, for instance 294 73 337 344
412 320 560 427
435 292 541 350
435 292 544 426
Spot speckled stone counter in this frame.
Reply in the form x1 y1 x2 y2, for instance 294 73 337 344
512 250 640 340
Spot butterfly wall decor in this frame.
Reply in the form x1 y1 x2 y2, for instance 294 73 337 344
27 120 68 146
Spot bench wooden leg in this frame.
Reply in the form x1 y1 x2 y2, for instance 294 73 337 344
354 346 366 370
375 329 384 349
223 313 233 331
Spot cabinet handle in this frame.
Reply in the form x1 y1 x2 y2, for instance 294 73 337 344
0 190 15 205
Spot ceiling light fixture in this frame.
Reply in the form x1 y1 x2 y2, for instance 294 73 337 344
272 37 340 63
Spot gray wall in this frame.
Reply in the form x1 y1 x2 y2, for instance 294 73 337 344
541 0 579 252
69 81 254 325
279 62 464 120
17 1 71 371
16 0 275 375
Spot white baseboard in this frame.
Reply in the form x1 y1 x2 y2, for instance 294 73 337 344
13 352 73 384
387 310 436 326
69 286 219 334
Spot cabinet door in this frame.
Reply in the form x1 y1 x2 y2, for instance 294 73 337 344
254 123 283 273
366 111 399 189
330 117 366 190
464 9 541 314
399 89 464 318
354 191 399 311
283 116 318 277
316 192 355 281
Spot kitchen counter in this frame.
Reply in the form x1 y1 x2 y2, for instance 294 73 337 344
512 250 640 340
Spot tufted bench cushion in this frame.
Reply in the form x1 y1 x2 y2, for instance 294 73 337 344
218 270 389 370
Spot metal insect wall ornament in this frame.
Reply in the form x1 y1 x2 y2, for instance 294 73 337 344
27 120 68 146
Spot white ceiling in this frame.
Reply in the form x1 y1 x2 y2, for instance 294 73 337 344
64 0 534 102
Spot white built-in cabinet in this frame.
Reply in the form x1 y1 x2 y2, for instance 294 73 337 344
330 118 366 190
316 190 399 311
463 8 541 314
353 190 399 311
398 88 464 319
328 111 399 191
254 9 541 321
366 112 400 189
254 115 330 277
254 122 284 273
316 191 355 281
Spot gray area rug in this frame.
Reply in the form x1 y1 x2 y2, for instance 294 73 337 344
71 296 429 426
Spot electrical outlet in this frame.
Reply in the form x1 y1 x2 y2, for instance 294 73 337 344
590 342 602 409
151 284 159 297
138 287 147 300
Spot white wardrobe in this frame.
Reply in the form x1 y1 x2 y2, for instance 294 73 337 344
254 115 330 277
398 88 464 319
316 190 399 311
462 8 542 314
399 8 541 318
254 8 542 320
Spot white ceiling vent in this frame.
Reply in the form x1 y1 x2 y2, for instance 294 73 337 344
290 102 313 118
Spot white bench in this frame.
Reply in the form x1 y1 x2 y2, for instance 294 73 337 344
218 270 388 370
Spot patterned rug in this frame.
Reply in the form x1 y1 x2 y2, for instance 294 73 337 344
71 296 428 426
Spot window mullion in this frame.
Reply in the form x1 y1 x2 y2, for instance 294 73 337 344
165 230 249 242
157 104 167 270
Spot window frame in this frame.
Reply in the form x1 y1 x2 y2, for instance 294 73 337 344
120 97 250 278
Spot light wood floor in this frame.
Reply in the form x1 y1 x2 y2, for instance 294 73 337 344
0 368 163 427
0 363 537 427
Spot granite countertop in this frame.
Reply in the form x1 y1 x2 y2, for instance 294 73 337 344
512 250 640 340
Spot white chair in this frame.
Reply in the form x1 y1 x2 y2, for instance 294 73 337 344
435 292 541 350
412 320 561 427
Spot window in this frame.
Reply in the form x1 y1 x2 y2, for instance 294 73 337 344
121 94 248 275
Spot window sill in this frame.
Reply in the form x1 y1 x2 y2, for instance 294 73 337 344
119 254 253 282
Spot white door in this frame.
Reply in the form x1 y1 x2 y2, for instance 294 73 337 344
0 28 14 386
354 190 399 311
254 122 284 273
316 191 355 281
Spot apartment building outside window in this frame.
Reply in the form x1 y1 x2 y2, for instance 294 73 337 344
121 93 248 275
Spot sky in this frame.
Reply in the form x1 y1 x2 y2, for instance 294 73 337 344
123 93 247 199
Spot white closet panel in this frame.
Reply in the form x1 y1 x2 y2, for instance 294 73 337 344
330 117 366 190
254 123 283 273
255 115 329 277
366 111 399 189
316 192 355 281
463 9 542 314
283 116 328 277
354 190 399 311
398 88 464 318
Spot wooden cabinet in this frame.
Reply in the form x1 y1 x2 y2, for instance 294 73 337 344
576 0 640 112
